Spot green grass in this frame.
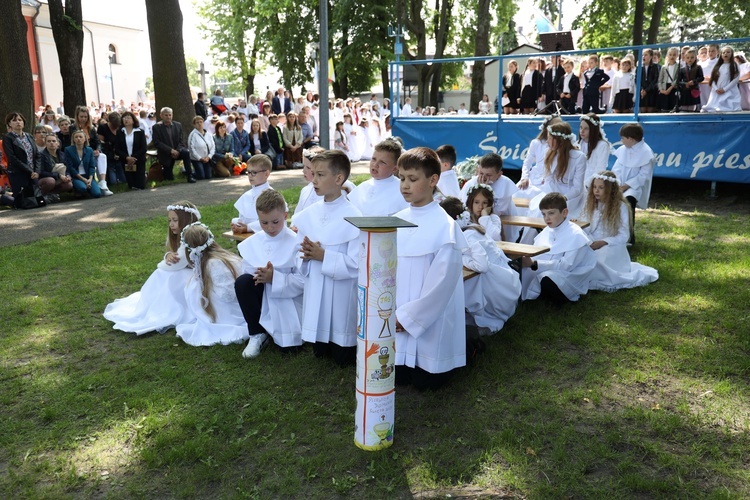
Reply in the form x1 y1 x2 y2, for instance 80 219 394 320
1 187 750 498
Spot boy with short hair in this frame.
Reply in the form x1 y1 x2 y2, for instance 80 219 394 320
232 154 273 234
611 122 654 245
582 54 610 114
236 189 304 358
435 144 461 198
521 192 596 304
291 150 361 366
557 59 580 114
393 147 468 391
348 138 409 216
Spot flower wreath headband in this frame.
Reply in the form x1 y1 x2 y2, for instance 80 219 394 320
547 125 576 142
180 222 215 265
592 173 618 184
167 204 201 220
457 210 472 229
538 114 559 131
466 183 495 196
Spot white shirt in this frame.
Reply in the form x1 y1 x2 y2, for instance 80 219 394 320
348 175 409 216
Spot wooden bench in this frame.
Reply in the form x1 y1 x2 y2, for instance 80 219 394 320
512 197 530 208
500 215 590 230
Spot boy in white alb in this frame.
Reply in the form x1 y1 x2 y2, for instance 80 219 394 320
347 138 409 216
460 153 519 241
235 190 305 358
435 144 461 198
394 147 468 391
611 122 654 245
292 150 362 367
521 192 596 304
231 155 273 234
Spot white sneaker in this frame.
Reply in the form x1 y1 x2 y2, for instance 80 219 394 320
242 333 268 359
98 180 113 196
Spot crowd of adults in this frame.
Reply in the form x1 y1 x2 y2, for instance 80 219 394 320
0 88 395 210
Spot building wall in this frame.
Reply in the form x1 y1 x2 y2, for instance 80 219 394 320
33 3 150 110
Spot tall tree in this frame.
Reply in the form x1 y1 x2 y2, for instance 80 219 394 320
469 0 491 113
0 0 34 128
47 0 86 114
144 0 193 137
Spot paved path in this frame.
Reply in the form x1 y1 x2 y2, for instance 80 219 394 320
0 162 371 248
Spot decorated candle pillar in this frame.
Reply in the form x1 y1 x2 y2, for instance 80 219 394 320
346 216 416 451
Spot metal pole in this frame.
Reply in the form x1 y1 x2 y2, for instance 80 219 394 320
319 0 329 149
558 0 563 30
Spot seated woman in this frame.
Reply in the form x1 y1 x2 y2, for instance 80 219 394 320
212 120 234 177
64 129 102 198
187 115 214 180
39 133 73 200
282 112 303 169
247 118 274 162
3 112 47 208
114 111 148 190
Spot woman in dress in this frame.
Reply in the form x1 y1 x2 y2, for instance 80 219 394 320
502 61 521 115
282 112 304 169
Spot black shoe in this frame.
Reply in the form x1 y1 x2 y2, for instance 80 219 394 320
187 176 197 184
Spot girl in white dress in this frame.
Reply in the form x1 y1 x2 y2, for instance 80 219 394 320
440 197 521 335
343 114 360 161
578 113 611 192
333 121 348 155
583 171 658 292
358 119 373 160
516 115 561 200
103 202 200 334
702 46 742 113
466 183 503 242
176 223 250 347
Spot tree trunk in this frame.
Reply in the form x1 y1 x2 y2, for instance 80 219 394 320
246 36 260 98
0 0 34 130
646 0 665 44
633 0 645 46
381 65 390 101
429 65 441 107
145 0 194 141
469 0 491 113
48 0 86 115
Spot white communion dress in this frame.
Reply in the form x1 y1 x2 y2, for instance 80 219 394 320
103 245 196 335
176 256 250 346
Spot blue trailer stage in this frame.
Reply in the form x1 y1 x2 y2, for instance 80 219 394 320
392 113 750 184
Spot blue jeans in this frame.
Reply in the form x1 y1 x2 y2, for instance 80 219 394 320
191 160 213 180
72 177 102 197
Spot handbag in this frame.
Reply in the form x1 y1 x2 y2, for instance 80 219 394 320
690 87 701 98
147 161 164 181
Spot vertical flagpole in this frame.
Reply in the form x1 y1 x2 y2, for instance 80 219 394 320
319 0 329 149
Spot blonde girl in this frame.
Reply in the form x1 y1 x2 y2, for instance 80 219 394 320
176 223 250 346
583 171 658 291
104 202 201 334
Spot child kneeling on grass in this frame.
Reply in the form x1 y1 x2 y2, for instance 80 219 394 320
521 192 596 305
235 190 305 358
394 147 468 391
291 149 362 367
176 223 250 347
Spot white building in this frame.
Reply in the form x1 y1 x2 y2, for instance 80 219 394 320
24 0 151 110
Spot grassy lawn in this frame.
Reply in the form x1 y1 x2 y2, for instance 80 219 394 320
1 182 749 498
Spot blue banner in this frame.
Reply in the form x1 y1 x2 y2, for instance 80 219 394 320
393 116 750 184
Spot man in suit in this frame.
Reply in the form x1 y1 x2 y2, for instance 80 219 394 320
194 93 208 120
542 55 565 112
271 87 291 115
151 107 195 183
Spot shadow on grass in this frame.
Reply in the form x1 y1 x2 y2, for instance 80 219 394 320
1 202 750 497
